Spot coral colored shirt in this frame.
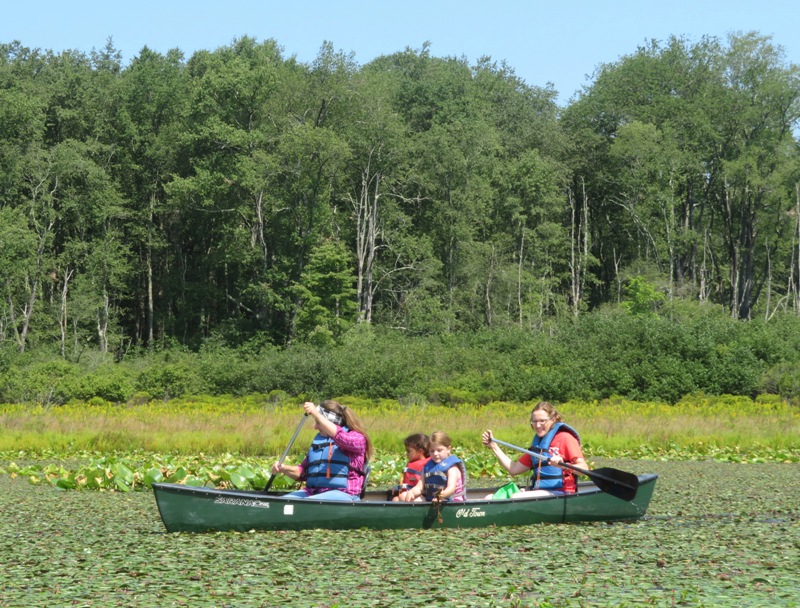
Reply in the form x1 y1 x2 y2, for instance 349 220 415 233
519 431 583 493
299 427 368 496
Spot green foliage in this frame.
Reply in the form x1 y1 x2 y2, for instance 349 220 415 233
3 33 797 357
1 358 82 404
621 275 665 315
2 461 799 606
564 33 800 320
761 362 800 399
191 339 268 396
6 434 799 493
1 395 798 492
291 239 358 345
1 308 799 405
2 35 800 412
127 349 209 399
60 366 135 402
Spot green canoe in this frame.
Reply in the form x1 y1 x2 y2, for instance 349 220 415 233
152 474 657 533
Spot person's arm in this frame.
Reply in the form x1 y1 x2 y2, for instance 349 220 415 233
304 401 337 437
435 466 461 502
549 435 588 473
570 456 588 470
482 430 531 476
402 477 424 502
549 454 589 472
271 462 302 480
272 453 308 481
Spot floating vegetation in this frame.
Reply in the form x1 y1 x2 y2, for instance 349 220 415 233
0 460 798 607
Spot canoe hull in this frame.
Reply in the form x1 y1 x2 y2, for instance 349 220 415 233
153 474 657 533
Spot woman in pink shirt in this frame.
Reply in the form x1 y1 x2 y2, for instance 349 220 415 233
271 400 374 501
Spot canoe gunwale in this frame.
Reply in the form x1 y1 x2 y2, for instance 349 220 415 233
154 473 658 504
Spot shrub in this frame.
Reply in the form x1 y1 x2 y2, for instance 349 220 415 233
135 362 201 400
62 366 135 403
1 359 81 405
761 362 800 400
0 304 798 405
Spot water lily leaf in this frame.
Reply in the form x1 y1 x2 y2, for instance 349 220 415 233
83 474 101 489
228 472 249 489
237 465 257 480
56 478 78 489
112 462 134 485
167 467 187 483
143 468 164 487
251 472 268 488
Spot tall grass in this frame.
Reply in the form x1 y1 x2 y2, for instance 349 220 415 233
1 394 798 460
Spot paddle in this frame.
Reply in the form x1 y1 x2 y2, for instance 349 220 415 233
491 438 639 501
263 413 308 492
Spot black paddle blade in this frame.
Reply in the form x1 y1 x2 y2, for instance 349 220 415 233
585 466 639 501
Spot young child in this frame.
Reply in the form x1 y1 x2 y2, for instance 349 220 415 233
391 433 430 501
402 431 466 503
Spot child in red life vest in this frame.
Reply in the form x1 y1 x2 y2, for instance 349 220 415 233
390 433 430 502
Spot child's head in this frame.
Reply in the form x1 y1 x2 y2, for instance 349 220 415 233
428 431 453 463
403 433 429 459
429 431 452 448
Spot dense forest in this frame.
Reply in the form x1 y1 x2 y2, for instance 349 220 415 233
1 32 800 405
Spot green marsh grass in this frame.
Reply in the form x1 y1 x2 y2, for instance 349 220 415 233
1 394 798 461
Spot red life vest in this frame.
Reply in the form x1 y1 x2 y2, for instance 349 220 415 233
390 457 429 496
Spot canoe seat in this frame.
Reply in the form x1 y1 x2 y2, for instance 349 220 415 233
360 463 371 499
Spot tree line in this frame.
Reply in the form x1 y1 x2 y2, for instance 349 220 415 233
1 32 799 358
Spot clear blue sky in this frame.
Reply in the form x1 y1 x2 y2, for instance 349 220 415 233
3 0 798 105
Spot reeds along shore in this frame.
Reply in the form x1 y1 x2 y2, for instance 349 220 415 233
1 395 798 458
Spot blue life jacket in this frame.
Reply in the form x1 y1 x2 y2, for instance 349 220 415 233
529 422 580 490
305 430 360 491
422 455 467 501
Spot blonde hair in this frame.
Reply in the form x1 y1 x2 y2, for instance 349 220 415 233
319 400 375 460
531 401 563 424
428 431 453 449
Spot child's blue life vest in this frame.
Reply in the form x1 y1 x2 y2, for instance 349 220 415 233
422 455 467 501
